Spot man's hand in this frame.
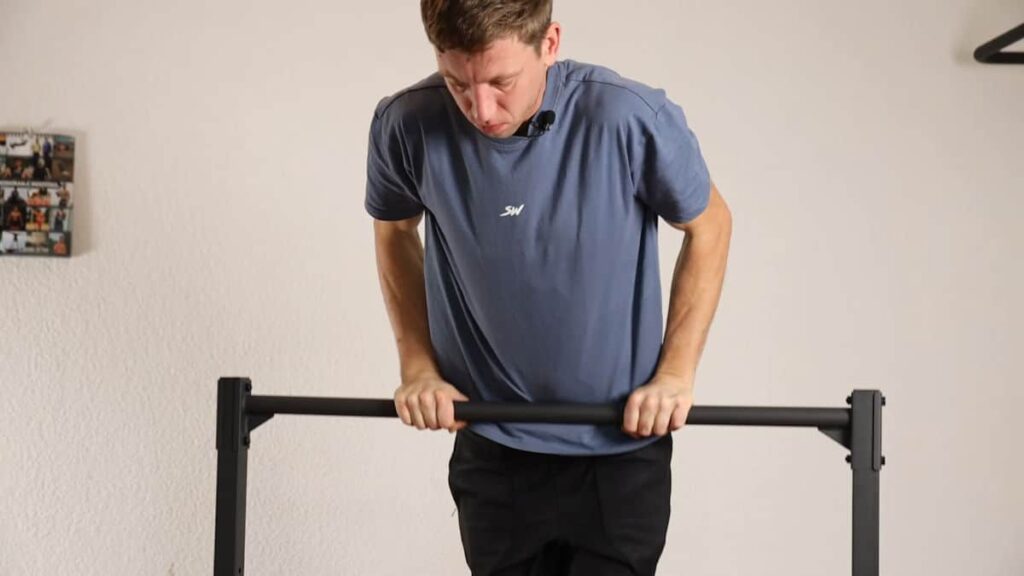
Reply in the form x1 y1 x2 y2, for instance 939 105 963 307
622 372 694 438
394 374 469 433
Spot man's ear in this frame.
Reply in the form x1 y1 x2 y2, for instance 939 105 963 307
542 22 561 65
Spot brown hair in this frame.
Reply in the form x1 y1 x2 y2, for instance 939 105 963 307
421 0 553 54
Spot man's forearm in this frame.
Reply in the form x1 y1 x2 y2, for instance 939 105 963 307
374 219 440 382
656 216 732 386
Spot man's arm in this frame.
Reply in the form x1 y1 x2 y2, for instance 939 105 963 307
622 181 733 438
374 215 468 432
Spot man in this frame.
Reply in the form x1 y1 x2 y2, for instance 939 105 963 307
365 1 732 574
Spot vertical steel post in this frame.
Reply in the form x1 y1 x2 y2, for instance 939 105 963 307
849 390 883 576
214 377 252 576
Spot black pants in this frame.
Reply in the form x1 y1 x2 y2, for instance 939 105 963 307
448 429 673 576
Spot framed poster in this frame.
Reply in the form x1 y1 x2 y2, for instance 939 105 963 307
1 132 75 257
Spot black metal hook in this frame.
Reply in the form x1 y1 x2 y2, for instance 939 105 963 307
974 22 1024 64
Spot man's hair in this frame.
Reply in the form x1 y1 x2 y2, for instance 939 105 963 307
420 0 553 54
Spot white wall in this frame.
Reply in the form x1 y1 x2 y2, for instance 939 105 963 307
1 1 1022 574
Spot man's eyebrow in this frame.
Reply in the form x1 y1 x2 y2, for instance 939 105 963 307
441 70 521 84
490 72 520 82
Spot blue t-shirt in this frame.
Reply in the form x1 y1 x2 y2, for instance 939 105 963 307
365 59 710 455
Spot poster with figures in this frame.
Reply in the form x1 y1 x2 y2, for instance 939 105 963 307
0 132 75 257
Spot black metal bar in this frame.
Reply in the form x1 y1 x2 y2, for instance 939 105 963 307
214 377 251 576
850 390 883 576
247 394 851 428
974 22 1024 64
216 380 884 576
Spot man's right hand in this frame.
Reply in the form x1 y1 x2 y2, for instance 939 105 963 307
394 375 469 433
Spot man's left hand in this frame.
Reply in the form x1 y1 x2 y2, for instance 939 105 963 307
622 373 694 438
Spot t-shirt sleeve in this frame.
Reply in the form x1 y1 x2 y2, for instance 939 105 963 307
364 107 424 221
633 99 711 224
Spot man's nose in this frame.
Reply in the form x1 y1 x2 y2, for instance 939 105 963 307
470 86 497 125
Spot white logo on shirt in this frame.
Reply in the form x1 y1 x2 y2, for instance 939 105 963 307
500 204 525 217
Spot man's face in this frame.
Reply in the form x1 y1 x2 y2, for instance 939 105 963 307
436 25 560 139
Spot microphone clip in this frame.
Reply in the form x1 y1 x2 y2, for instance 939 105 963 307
525 110 556 139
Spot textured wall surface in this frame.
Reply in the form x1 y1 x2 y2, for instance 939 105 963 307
1 1 1022 574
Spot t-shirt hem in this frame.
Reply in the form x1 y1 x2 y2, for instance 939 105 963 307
663 177 712 225
467 424 663 456
364 201 423 221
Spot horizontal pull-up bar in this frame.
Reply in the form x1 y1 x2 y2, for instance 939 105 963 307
246 394 851 428
215 378 884 576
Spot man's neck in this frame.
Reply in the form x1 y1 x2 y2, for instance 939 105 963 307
513 116 534 137
514 71 549 137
